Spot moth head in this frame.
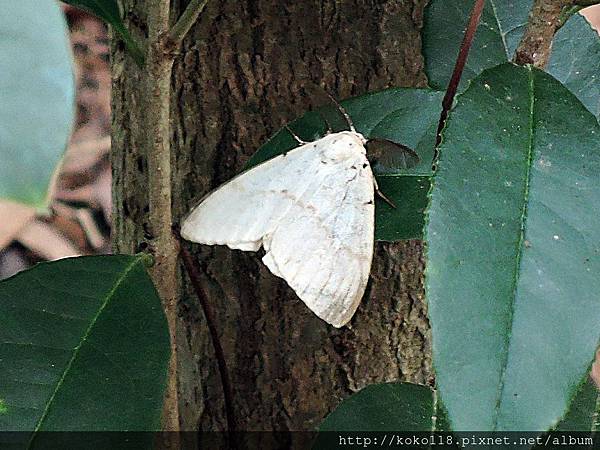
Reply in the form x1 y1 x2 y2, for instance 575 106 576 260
311 90 418 171
366 138 420 173
322 131 368 161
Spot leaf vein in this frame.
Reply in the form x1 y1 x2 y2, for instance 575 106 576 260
28 256 143 441
492 66 536 430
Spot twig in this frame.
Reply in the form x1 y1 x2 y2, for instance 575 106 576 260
142 0 211 440
433 0 485 163
558 1 600 26
145 0 181 437
175 228 238 440
168 0 210 46
558 5 585 26
555 0 600 27
513 0 596 67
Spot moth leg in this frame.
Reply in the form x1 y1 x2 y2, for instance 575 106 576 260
285 125 307 145
317 111 333 135
373 177 396 209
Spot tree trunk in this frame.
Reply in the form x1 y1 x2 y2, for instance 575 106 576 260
112 0 431 442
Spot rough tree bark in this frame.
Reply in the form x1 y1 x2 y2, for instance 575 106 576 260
112 0 431 443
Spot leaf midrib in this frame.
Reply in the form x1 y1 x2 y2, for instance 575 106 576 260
491 66 536 430
488 0 510 58
28 256 143 442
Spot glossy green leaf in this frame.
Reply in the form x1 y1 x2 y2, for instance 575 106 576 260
246 88 444 241
0 255 170 447
314 382 434 449
0 0 75 208
319 383 434 431
546 14 600 120
423 0 525 91
423 1 600 120
554 378 599 432
426 63 600 431
314 379 598 449
533 378 599 449
62 0 144 66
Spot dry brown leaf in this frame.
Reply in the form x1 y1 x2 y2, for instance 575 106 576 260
0 246 31 280
62 136 110 175
0 201 36 251
16 220 80 260
47 213 90 251
75 209 106 250
55 164 112 218
0 5 111 280
95 166 112 220
582 5 600 33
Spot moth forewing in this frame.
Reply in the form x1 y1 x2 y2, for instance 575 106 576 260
181 130 375 327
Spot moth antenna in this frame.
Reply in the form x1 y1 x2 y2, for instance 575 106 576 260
285 124 307 145
373 176 396 208
376 188 396 209
323 91 356 133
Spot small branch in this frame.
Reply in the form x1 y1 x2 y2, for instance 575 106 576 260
168 0 210 46
513 0 600 67
559 1 600 26
514 0 588 68
175 229 238 440
141 0 211 440
558 5 584 26
145 0 177 440
434 0 485 161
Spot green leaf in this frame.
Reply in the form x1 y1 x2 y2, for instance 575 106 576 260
533 378 599 449
0 255 170 447
554 378 599 432
423 0 525 91
314 382 434 449
319 383 434 431
246 88 444 241
546 14 600 120
62 0 145 66
0 0 75 208
425 63 600 431
422 1 600 120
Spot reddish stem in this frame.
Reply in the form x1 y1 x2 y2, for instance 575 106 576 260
434 0 486 160
174 226 237 444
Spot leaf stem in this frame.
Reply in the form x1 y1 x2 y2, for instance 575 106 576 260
176 229 238 442
145 0 181 440
434 0 485 161
143 0 210 440
558 6 584 26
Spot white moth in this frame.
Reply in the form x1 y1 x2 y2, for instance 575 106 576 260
182 108 380 327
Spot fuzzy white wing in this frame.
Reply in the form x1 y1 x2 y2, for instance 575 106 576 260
182 132 375 327
262 157 374 328
181 141 324 251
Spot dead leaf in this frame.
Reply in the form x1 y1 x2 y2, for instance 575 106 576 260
0 201 36 251
16 220 80 260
